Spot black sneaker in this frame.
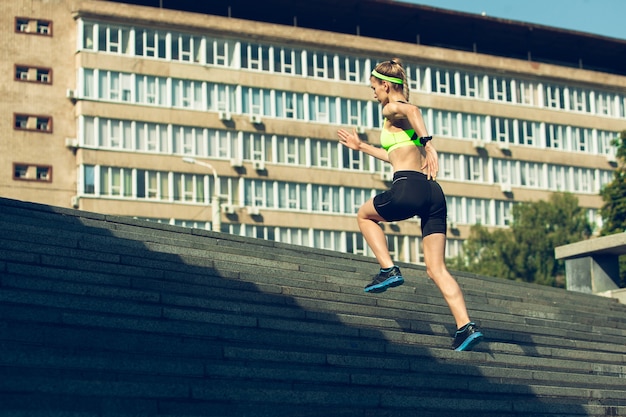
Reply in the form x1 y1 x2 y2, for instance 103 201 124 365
364 266 404 293
451 322 484 351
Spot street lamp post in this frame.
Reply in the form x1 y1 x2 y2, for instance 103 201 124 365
182 157 221 232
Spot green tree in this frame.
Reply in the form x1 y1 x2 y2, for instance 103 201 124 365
452 192 591 287
600 130 626 235
599 130 626 287
508 193 592 286
450 224 514 280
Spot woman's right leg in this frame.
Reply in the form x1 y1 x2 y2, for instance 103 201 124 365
357 198 404 293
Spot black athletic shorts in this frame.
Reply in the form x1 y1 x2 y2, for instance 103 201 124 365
373 170 447 237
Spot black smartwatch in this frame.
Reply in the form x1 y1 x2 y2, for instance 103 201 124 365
419 136 432 146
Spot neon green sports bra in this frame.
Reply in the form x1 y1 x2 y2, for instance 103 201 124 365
380 127 422 153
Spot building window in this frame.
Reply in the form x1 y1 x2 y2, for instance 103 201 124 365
339 98 367 127
37 21 51 35
36 166 51 181
14 114 53 133
171 33 202 63
465 156 487 183
15 18 29 32
206 38 231 67
462 114 486 140
406 64 429 92
491 117 514 145
275 181 308 210
37 68 51 83
13 163 52 182
276 136 307 166
14 115 28 129
15 17 52 36
242 87 270 117
516 80 537 106
571 127 592 152
489 76 512 102
98 25 131 54
14 65 52 84
134 28 167 59
310 138 340 169
594 92 615 117
547 164 568 192
569 87 589 113
432 110 459 138
276 91 305 120
136 74 168 106
16 66 29 80
274 46 304 76
14 164 27 179
517 120 539 146
544 84 565 109
172 79 203 109
440 153 462 181
84 165 95 194
431 67 456 95
459 72 484 99
337 55 368 83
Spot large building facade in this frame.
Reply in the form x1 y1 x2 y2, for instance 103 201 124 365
2 0 625 264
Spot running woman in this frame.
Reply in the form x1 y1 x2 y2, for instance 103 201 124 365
337 58 483 351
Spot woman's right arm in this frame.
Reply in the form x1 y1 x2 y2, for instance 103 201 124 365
337 128 389 162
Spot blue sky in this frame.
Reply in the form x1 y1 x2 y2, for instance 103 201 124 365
400 0 626 41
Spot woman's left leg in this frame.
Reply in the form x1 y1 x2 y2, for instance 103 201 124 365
422 232 471 328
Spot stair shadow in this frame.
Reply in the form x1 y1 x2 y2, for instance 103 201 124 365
0 198 591 416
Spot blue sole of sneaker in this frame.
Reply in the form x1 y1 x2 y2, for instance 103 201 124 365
364 276 404 293
454 331 484 351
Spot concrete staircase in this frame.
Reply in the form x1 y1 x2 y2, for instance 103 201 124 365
1 196 625 417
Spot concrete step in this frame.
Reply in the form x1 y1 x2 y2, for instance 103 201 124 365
1 197 626 416
2 270 625 378
2 210 624 320
3 230 624 354
2 199 623 313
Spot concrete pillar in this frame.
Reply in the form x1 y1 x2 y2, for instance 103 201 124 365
564 255 620 294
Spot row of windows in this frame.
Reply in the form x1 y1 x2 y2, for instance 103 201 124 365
440 155 613 194
93 161 607 255
79 69 620 157
413 67 626 119
81 164 380 215
81 21 370 83
445 196 601 236
79 20 626 120
15 17 52 36
81 163 527 229
12 163 602 245
81 68 378 127
17 153 600 233
145 217 439 263
446 196 512 228
79 115 615 195
15 65 52 84
428 110 617 156
146 202 599 262
81 116 388 174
